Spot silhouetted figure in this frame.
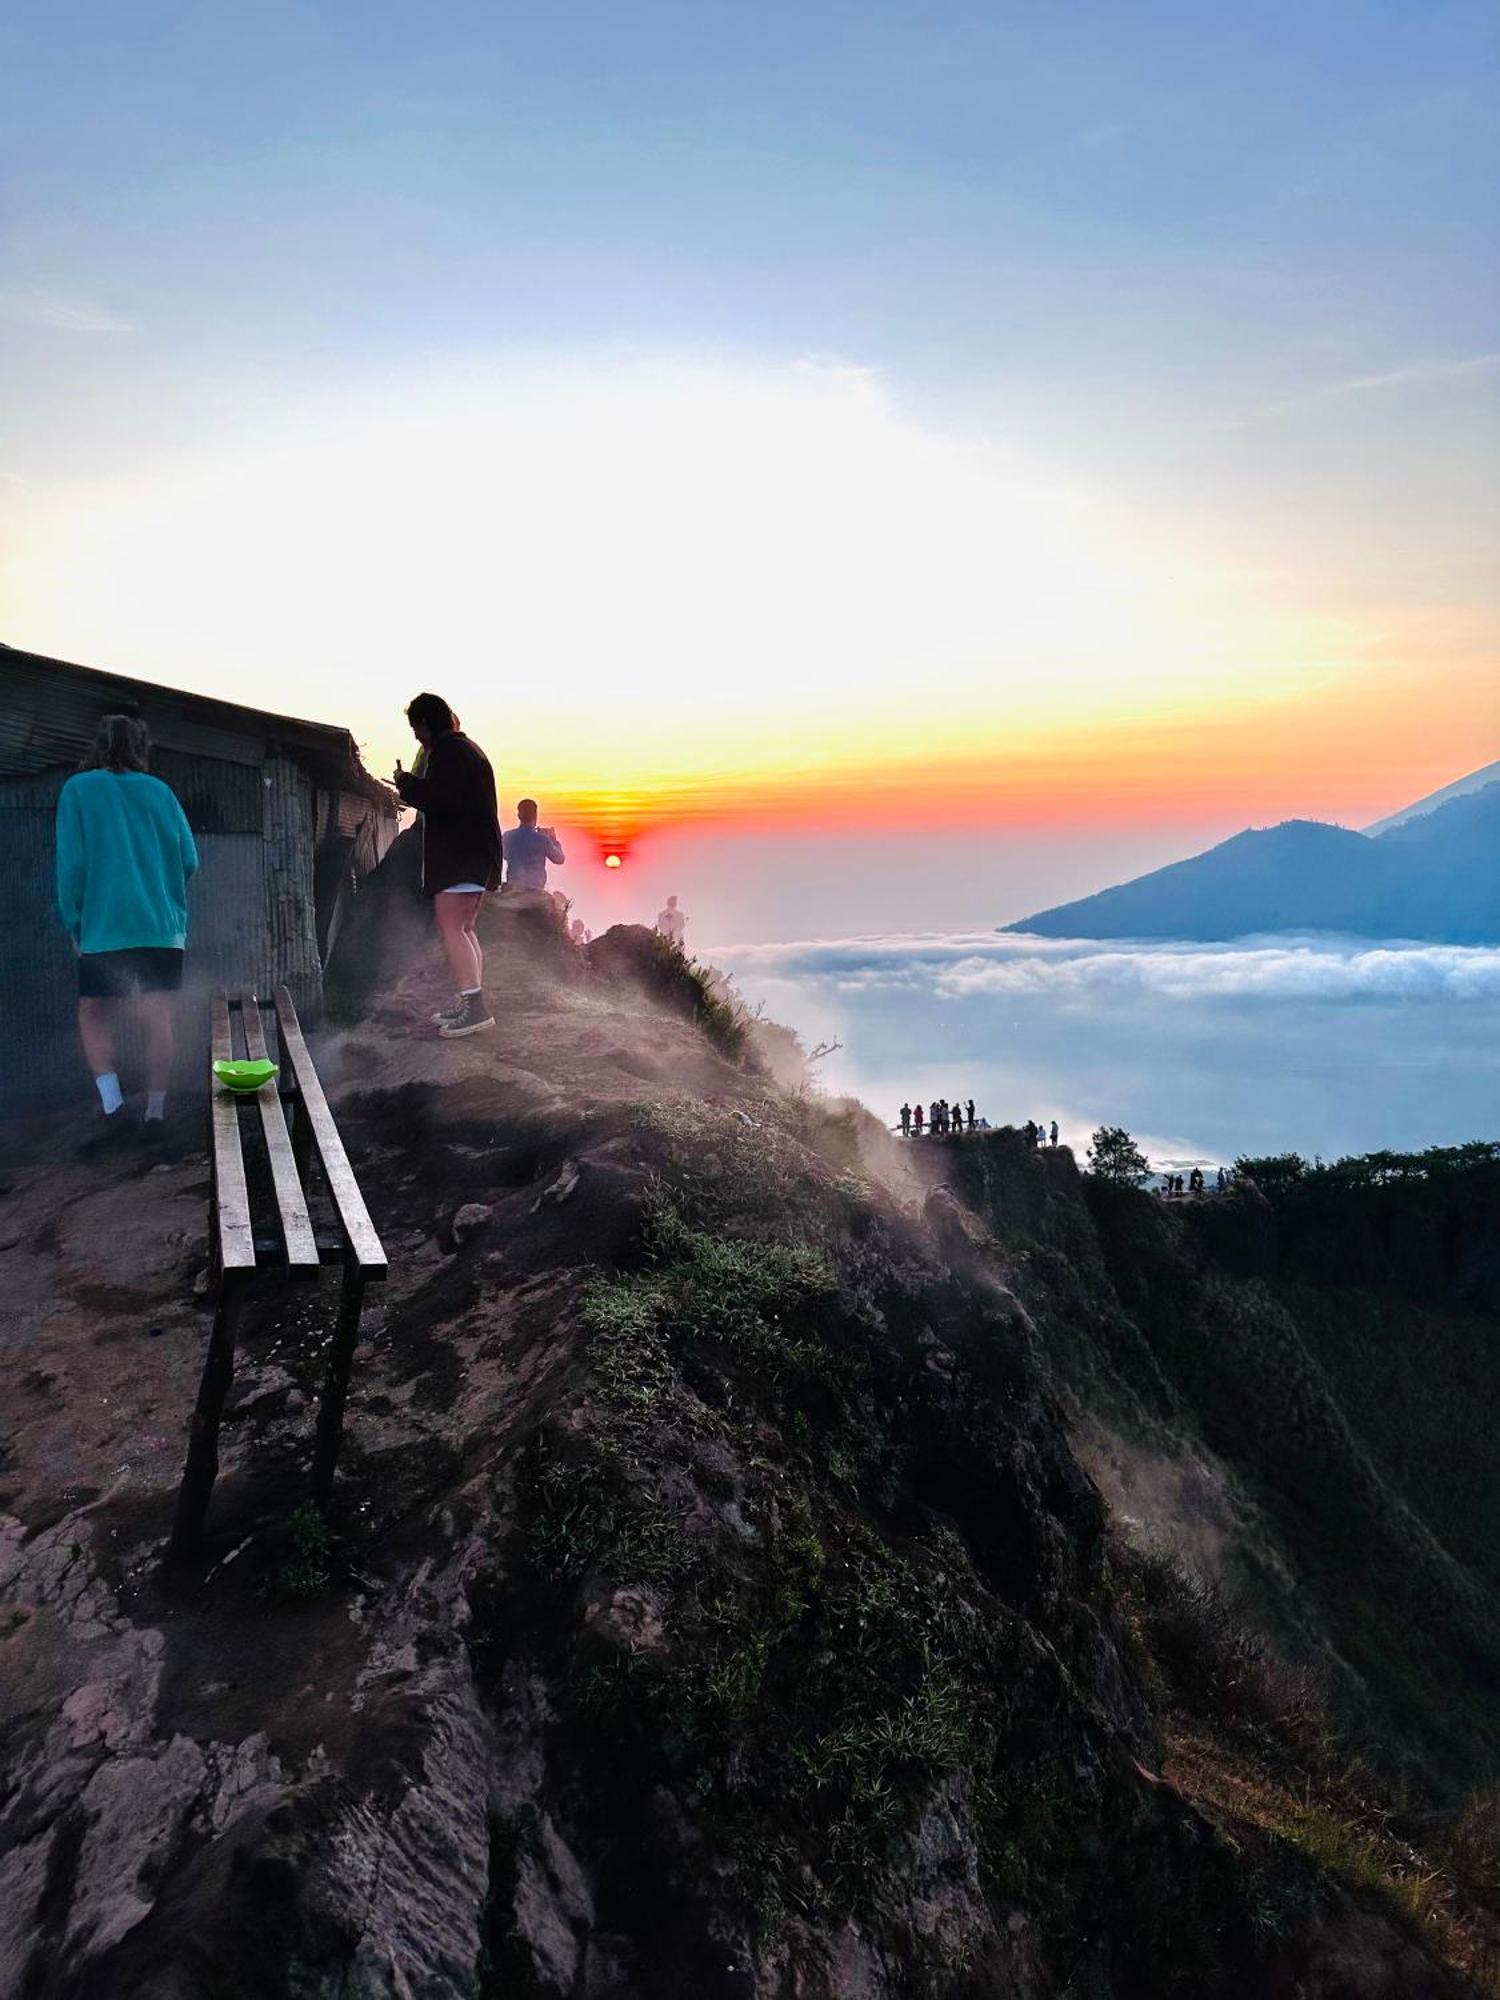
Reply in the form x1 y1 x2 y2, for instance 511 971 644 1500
1023 1119 1036 1147
505 798 566 892
1216 1166 1227 1191
656 894 686 944
929 1101 941 1136
899 1102 912 1137
1049 1119 1059 1147
967 1099 977 1131
393 692 503 1039
913 1103 925 1135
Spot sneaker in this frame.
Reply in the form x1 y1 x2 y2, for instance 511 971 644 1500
141 1115 184 1159
438 993 495 1039
430 994 467 1025
76 1109 134 1158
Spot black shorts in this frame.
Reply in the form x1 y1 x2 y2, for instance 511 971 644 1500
77 947 185 999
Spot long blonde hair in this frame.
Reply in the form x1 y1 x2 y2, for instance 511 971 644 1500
80 713 150 773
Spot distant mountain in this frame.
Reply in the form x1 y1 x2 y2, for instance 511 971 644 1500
1365 758 1500 836
1007 779 1500 943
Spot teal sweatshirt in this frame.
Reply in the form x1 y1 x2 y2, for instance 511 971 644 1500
55 770 200 955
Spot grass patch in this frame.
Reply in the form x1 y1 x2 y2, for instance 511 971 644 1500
270 1501 340 1600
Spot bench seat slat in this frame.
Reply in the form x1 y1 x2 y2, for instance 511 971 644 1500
274 985 387 1277
209 993 258 1272
238 990 321 1270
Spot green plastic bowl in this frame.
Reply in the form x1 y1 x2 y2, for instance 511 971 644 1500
213 1058 277 1095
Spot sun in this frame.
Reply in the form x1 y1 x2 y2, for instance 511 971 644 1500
604 853 623 869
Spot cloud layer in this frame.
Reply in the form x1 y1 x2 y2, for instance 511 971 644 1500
715 931 1500 1005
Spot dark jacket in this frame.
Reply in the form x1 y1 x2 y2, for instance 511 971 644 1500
394 731 504 895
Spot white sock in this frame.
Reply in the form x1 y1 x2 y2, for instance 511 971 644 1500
461 986 481 996
96 1072 124 1115
145 1090 167 1122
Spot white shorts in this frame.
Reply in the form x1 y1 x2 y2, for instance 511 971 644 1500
441 883 486 894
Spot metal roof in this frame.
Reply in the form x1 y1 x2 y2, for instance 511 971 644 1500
0 644 398 813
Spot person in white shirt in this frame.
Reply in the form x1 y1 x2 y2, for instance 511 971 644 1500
656 894 686 944
504 799 565 893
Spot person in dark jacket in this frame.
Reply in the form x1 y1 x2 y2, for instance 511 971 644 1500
393 693 503 1038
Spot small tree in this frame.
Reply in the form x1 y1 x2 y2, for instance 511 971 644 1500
1087 1125 1150 1186
1233 1152 1308 1199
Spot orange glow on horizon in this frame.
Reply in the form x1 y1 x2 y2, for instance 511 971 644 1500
540 681 1496 848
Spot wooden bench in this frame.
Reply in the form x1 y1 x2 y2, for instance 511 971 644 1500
171 985 388 1558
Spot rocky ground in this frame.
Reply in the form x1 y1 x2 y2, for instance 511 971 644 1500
0 891 1492 1997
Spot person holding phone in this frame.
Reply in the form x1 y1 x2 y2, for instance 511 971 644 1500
503 798 566 893
393 694 503 1039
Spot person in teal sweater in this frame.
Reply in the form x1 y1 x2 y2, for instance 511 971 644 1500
56 714 199 1133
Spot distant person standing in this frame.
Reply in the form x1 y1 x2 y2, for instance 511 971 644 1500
393 693 503 1039
967 1099 977 1132
899 1102 912 1137
656 894 686 945
56 714 199 1142
928 1101 941 1135
913 1103 924 1135
1049 1119 1059 1147
504 799 565 892
950 1089 964 1134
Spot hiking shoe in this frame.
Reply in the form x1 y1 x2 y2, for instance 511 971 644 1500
141 1116 185 1160
438 993 495 1039
430 993 467 1025
76 1109 134 1158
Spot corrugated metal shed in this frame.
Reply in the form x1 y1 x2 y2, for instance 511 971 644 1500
0 644 394 806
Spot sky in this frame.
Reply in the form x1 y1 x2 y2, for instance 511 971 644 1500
2 0 1498 940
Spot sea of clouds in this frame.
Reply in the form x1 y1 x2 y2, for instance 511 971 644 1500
709 931 1500 1163
714 931 1500 1006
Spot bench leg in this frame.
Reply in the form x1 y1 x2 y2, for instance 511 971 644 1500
310 1264 366 1504
170 1276 245 1560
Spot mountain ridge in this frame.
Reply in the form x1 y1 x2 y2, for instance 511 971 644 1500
1007 770 1500 943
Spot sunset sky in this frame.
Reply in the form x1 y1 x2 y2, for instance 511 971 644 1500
2 1 1496 939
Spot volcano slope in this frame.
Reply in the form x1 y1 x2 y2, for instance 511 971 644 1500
0 890 1494 1997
